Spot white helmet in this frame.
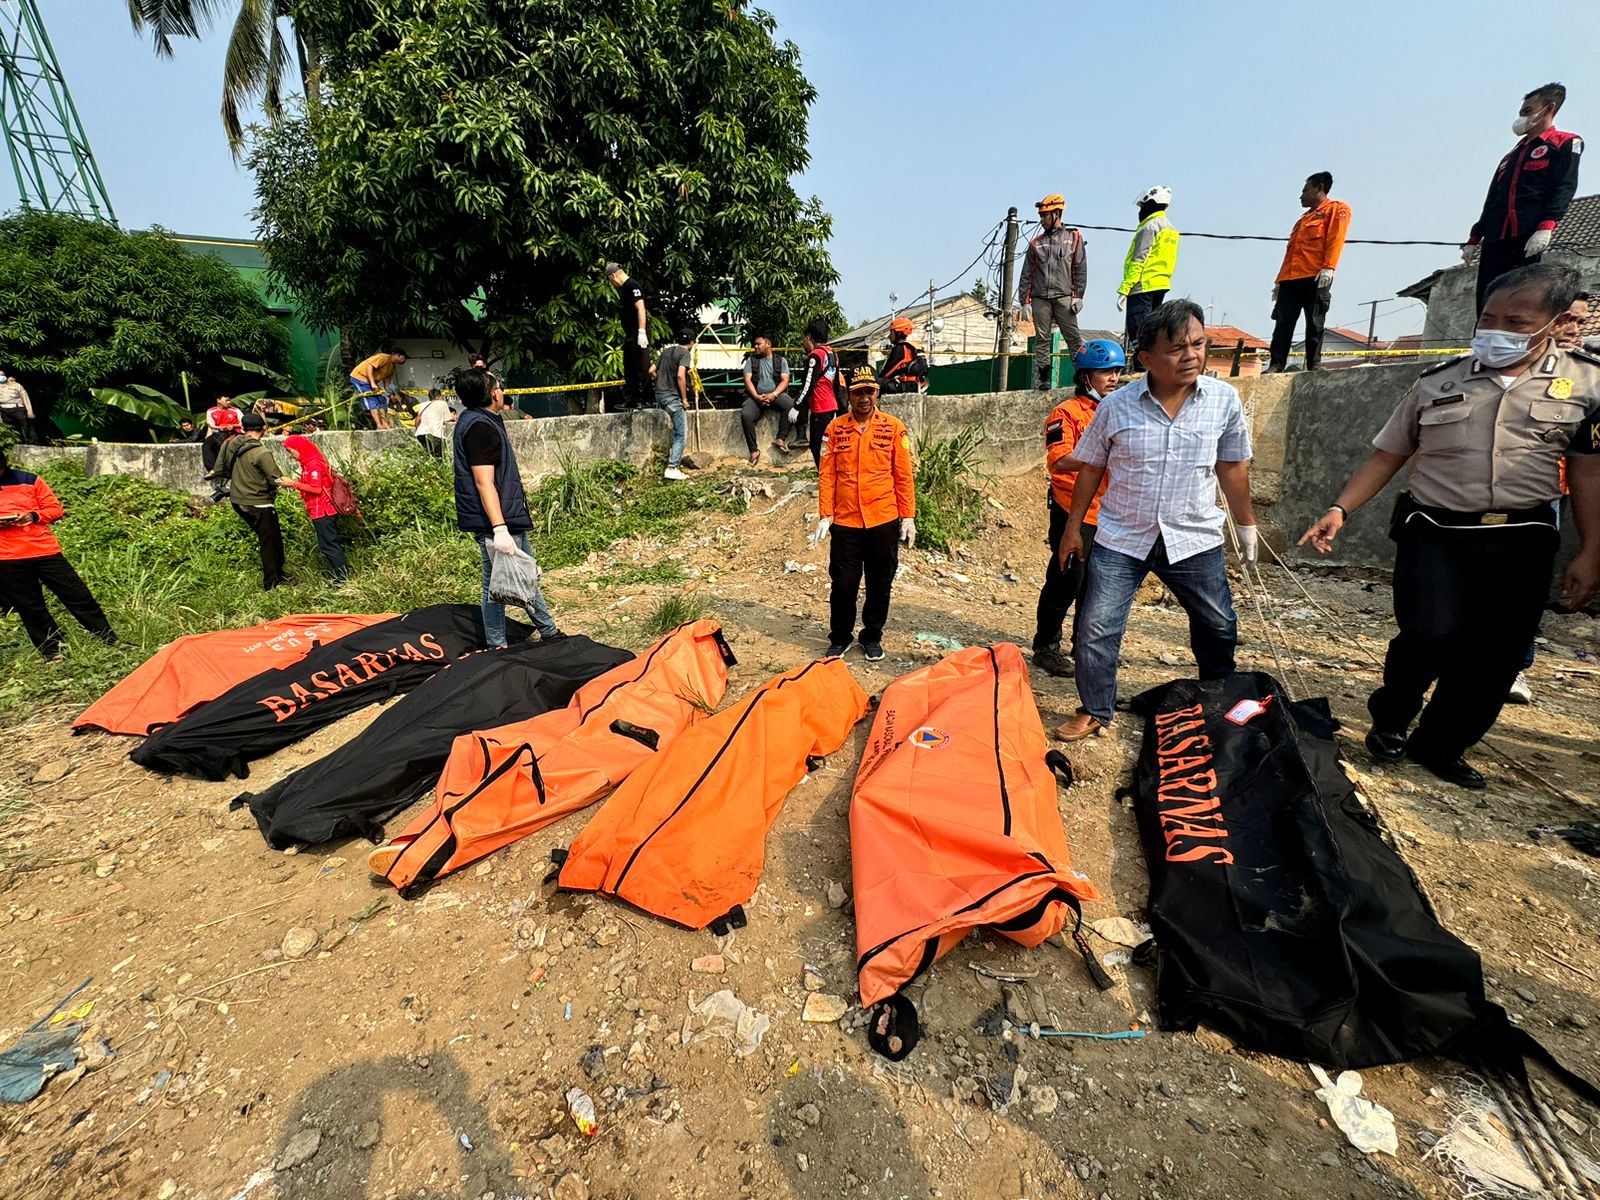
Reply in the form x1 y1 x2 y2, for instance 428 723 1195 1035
1136 185 1173 208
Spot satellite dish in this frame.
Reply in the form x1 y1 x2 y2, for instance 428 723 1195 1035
931 317 946 334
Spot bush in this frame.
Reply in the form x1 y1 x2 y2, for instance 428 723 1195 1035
913 424 989 552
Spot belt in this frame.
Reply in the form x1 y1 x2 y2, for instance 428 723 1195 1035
1398 492 1557 530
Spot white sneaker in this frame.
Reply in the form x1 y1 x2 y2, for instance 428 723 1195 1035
663 467 688 481
1507 671 1534 705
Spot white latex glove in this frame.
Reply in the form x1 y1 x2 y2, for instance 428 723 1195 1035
1271 284 1279 303
1316 268 1335 288
1236 524 1259 566
900 518 917 549
491 525 518 555
1524 228 1553 257
808 516 832 547
1115 294 1126 312
635 329 648 349
1460 244 1474 263
1069 296 1083 313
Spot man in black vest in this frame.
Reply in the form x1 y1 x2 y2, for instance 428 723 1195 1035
452 368 563 647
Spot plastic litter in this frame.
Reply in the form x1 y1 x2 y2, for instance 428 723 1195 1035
913 632 964 653
566 1087 598 1137
1022 1024 1145 1042
0 978 92 1103
1310 1065 1398 1155
1424 1081 1542 1195
1090 916 1149 947
681 989 771 1058
488 547 544 608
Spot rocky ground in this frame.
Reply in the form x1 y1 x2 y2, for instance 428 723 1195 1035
2 465 1598 1200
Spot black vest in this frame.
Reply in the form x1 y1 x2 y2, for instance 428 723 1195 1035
453 408 531 533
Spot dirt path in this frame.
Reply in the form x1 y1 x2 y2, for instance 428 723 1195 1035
2 467 1597 1200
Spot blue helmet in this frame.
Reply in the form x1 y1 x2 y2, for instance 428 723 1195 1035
1074 339 1126 371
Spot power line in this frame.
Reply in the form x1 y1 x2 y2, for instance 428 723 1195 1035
1068 222 1462 247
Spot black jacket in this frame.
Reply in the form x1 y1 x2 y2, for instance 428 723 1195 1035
1471 127 1584 245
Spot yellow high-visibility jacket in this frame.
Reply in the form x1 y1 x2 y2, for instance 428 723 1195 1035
1119 212 1179 296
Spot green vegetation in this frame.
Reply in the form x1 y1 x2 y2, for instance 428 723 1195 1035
642 593 709 641
594 561 689 588
913 424 990 552
0 211 289 435
0 451 741 727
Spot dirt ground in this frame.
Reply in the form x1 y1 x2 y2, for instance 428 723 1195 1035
2 465 1598 1200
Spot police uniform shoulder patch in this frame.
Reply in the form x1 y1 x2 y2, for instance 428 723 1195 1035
1569 347 1600 368
1418 354 1469 378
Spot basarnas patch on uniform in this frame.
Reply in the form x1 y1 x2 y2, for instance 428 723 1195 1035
1547 378 1573 400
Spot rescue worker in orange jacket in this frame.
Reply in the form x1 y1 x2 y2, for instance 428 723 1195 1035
1034 340 1124 677
0 447 116 660
878 317 929 394
810 366 916 662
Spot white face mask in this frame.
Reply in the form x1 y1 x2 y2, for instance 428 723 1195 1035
1471 316 1555 368
1512 111 1541 136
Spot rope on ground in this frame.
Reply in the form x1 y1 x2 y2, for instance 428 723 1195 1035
1257 536 1387 670
1223 507 1305 702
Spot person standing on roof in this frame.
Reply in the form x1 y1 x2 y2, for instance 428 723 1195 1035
877 317 929 395
1267 172 1351 373
811 366 916 663
741 333 794 463
1117 187 1179 356
1053 301 1257 742
349 347 407 430
1467 84 1583 315
793 318 840 467
1033 340 1125 679
452 367 563 648
0 446 117 660
606 262 652 411
215 412 290 591
1299 263 1600 791
1018 194 1087 390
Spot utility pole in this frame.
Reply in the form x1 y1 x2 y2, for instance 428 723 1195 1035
1363 299 1381 364
994 207 1020 392
927 278 936 368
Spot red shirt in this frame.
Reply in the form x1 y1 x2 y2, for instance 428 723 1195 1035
0 467 65 560
207 405 242 432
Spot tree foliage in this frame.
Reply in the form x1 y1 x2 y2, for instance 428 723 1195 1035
249 0 840 378
0 211 290 426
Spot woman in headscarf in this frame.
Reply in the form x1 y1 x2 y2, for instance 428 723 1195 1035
276 434 348 584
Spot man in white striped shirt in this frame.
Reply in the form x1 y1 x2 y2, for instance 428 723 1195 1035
1051 299 1258 741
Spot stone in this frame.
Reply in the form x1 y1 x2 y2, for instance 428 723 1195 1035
795 1102 821 1127
1560 1012 1591 1031
825 880 847 909
1026 1085 1059 1118
157 1180 177 1200
1158 1080 1180 1100
553 1173 589 1200
681 450 714 471
801 993 848 1023
31 759 71 785
353 1122 380 1150
580 1045 606 1081
593 924 621 948
1513 986 1537 1005
275 1128 322 1171
691 954 726 974
281 927 318 959
796 1153 809 1173
802 971 824 992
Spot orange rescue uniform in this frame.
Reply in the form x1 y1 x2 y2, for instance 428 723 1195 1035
1044 395 1106 523
819 409 915 528
0 469 65 561
1276 198 1352 283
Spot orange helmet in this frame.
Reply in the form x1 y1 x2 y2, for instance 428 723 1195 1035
889 317 915 337
1036 194 1065 214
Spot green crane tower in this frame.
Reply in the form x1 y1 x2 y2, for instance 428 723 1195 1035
0 0 114 221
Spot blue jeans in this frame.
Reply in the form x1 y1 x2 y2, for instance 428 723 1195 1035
656 392 687 468
1076 539 1238 723
475 531 559 646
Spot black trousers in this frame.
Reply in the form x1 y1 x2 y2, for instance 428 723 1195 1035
1033 502 1095 652
0 407 34 444
829 520 899 646
1123 290 1166 357
1268 276 1330 370
1475 238 1543 315
621 341 652 409
795 403 831 466
0 553 115 654
234 504 287 589
312 515 348 582
1368 515 1557 761
416 434 443 458
739 391 795 453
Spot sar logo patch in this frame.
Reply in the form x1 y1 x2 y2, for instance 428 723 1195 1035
1531 144 1549 159
1548 377 1573 400
900 435 911 450
909 726 950 750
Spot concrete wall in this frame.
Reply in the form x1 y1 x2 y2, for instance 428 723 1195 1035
1419 248 1600 351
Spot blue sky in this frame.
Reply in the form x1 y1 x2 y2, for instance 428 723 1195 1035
35 0 1600 344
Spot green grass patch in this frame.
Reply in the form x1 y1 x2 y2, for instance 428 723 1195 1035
592 561 689 587
531 457 741 569
913 423 989 552
641 592 708 639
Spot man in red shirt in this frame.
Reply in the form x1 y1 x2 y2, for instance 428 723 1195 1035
793 318 839 467
0 448 116 660
1467 82 1584 314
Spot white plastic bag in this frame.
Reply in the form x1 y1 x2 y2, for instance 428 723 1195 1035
487 547 543 608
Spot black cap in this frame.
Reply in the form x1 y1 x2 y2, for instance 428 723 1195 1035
241 412 266 430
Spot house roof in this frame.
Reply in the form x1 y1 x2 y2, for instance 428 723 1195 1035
1325 326 1389 349
1400 192 1599 300
1205 325 1269 351
834 294 990 347
1389 333 1425 351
